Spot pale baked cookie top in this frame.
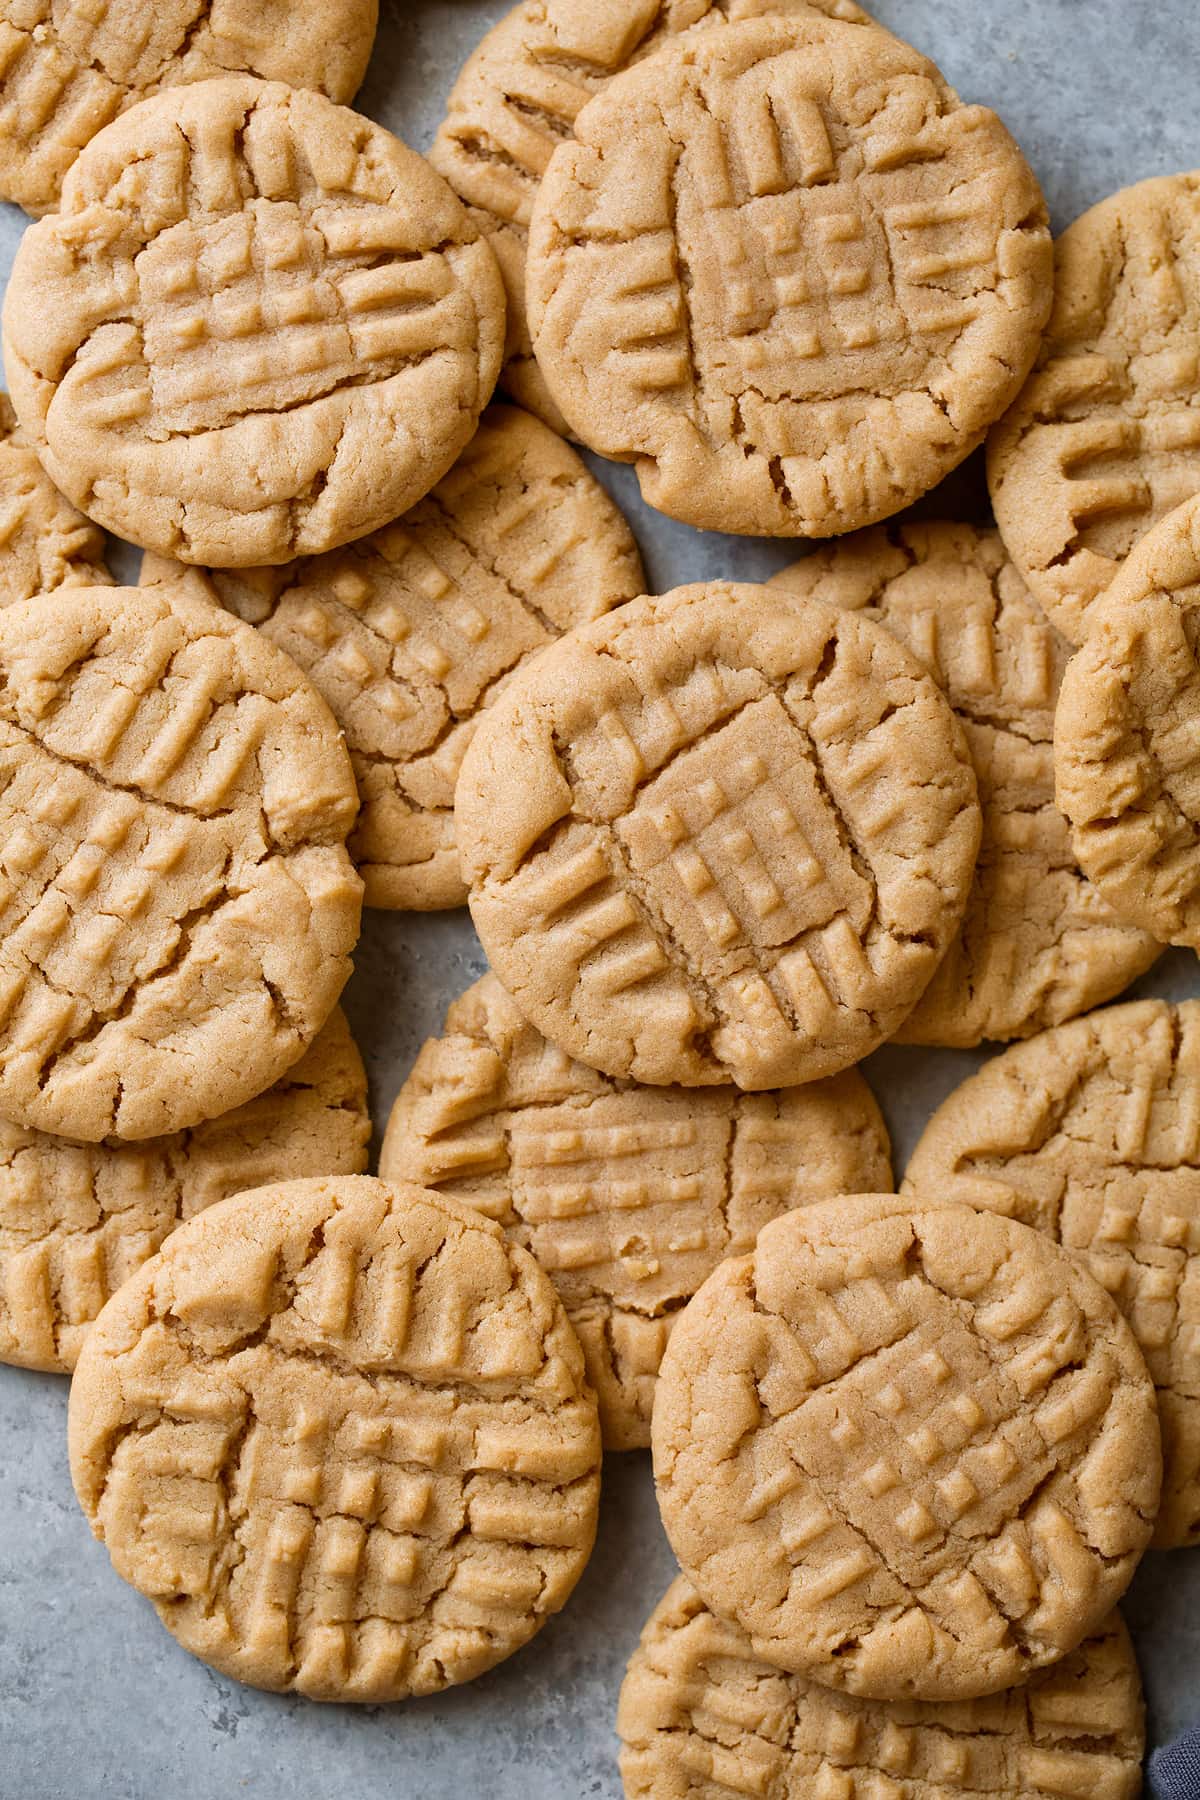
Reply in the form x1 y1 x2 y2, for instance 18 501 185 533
0 582 361 1143
1055 492 1200 947
68 1175 603 1701
906 997 1200 1551
525 16 1051 537
771 524 1160 1046
140 405 645 911
653 1194 1161 1701
430 0 878 430
0 1008 369 1376
0 0 379 215
2 76 506 568
0 391 111 604
618 1578 1145 1800
456 581 981 1090
379 973 892 1449
989 172 1200 645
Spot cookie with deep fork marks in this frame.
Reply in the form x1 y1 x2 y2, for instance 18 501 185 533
653 1193 1161 1700
455 581 981 1089
2 76 506 568
618 1577 1145 1800
0 581 361 1142
68 1174 603 1700
525 15 1051 536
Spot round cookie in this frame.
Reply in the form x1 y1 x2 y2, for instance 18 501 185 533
989 172 1200 645
905 997 1200 1550
0 581 361 1143
653 1193 1161 1701
1054 492 1200 948
0 0 378 216
771 524 1160 1046
0 1007 369 1375
0 391 111 605
618 1578 1145 1800
2 77 506 568
525 16 1051 537
379 973 892 1449
139 405 645 910
456 581 981 1090
430 0 879 431
68 1174 603 1700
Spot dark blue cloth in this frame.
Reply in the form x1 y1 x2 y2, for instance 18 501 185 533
1151 1726 1200 1800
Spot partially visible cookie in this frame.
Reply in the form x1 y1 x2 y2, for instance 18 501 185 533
0 391 111 604
905 997 1200 1549
0 0 379 215
989 172 1200 645
1055 492 1200 947
140 405 645 910
3 77 506 567
619 1578 1146 1800
0 582 361 1143
526 16 1051 536
771 524 1160 1045
653 1193 1161 1700
68 1175 603 1700
456 581 981 1090
379 973 892 1448
0 1007 369 1375
430 0 878 429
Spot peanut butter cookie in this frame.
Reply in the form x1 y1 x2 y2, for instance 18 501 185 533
619 1578 1145 1800
653 1194 1161 1700
379 973 892 1448
0 1008 369 1375
906 997 1200 1549
140 405 645 909
68 1175 603 1700
0 391 110 604
0 0 379 215
0 582 361 1143
772 524 1160 1045
1055 492 1200 947
989 172 1200 644
2 76 506 567
456 581 981 1089
526 16 1051 535
430 0 879 431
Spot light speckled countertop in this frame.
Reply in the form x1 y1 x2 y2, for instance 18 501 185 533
2 3 1198 1794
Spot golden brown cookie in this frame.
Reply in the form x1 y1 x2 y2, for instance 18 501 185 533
771 524 1160 1046
430 0 878 430
0 0 379 215
456 581 981 1089
619 1578 1146 1800
68 1175 603 1700
525 16 1051 537
906 997 1200 1550
139 405 645 910
379 973 892 1449
0 581 361 1143
0 1007 369 1375
2 76 506 568
1055 492 1200 947
0 391 111 604
989 172 1200 645
653 1193 1161 1701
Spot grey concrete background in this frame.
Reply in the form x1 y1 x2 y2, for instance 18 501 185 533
2 2 1199 1795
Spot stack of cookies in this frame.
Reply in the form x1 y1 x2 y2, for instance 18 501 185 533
0 0 1198 1789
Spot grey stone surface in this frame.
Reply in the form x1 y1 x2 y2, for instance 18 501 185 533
2 2 1200 1794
